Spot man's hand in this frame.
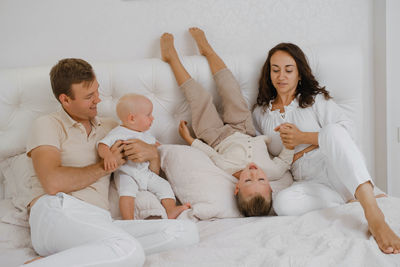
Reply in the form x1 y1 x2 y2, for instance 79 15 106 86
123 139 158 163
179 120 195 145
123 139 160 174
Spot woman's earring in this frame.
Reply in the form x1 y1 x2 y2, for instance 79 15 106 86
298 80 302 86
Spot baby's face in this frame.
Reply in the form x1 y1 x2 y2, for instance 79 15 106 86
132 100 154 132
235 163 272 199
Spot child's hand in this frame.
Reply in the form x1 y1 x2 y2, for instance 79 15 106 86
104 155 118 172
179 120 195 145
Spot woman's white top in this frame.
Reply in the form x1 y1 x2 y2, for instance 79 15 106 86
252 94 354 157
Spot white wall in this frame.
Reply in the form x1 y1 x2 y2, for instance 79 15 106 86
374 0 387 192
0 0 378 186
386 0 400 197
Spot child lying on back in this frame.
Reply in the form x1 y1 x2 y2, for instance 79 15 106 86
161 27 294 216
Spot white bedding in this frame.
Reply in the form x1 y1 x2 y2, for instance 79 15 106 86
1 197 400 267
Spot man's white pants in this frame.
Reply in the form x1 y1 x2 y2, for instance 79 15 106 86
26 193 199 267
273 124 372 216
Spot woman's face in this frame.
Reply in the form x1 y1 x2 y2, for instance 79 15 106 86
270 50 300 97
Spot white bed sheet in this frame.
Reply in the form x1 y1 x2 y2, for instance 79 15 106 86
1 197 400 267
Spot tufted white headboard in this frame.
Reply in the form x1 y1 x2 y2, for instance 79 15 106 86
0 47 364 198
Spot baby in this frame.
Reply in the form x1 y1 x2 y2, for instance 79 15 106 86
161 28 295 217
98 93 190 220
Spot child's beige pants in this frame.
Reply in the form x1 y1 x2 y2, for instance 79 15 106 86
180 68 256 148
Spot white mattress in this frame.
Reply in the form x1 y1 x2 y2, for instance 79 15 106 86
1 197 400 267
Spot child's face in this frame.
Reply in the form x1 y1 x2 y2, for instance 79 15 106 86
131 100 154 132
234 163 272 199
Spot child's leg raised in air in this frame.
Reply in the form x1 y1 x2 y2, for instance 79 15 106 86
189 27 255 136
161 198 191 219
120 196 135 220
161 32 235 147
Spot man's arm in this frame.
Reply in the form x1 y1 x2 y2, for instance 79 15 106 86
123 139 160 174
31 141 125 195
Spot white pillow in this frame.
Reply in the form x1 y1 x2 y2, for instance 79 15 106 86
159 144 242 220
109 180 167 220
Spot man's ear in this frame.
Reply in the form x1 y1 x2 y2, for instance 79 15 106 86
234 183 239 195
59 94 70 106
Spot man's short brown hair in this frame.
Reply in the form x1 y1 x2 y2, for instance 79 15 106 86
49 58 95 102
235 192 272 217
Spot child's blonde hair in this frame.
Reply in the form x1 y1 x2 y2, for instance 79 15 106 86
235 192 272 217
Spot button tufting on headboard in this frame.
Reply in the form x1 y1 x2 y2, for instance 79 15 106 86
0 50 364 161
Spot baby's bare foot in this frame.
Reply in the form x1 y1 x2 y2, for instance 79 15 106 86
368 213 400 254
189 27 214 57
160 33 179 63
166 203 191 219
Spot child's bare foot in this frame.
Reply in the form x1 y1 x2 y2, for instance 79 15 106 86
160 33 179 63
367 209 400 254
189 27 214 57
166 203 191 219
24 256 43 265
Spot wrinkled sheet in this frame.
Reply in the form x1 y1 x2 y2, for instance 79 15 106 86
1 198 400 267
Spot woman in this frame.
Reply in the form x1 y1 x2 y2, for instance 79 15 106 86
252 43 400 254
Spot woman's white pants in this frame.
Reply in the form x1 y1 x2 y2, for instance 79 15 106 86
26 193 199 267
273 124 372 216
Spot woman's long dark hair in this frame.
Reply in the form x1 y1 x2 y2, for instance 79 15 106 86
256 43 331 110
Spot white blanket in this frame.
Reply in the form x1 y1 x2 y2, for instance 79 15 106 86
2 197 399 266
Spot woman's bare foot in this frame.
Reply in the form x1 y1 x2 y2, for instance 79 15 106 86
160 33 179 63
189 27 214 57
24 256 43 265
366 208 400 254
166 203 191 219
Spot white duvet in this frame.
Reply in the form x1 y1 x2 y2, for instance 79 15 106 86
1 197 400 267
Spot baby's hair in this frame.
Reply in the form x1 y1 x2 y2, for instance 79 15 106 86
116 93 150 121
235 192 272 217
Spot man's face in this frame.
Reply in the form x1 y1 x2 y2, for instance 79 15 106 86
234 163 272 199
62 79 101 123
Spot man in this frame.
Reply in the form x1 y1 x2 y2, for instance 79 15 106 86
25 58 198 266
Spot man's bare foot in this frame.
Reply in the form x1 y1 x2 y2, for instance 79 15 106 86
160 33 179 63
189 27 214 57
367 209 400 254
24 256 43 265
166 203 191 219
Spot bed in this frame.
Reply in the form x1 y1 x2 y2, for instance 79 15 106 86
0 48 399 267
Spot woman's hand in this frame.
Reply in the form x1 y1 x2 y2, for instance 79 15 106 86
179 120 195 145
274 123 304 149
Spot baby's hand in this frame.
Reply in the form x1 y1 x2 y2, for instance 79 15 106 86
179 120 195 145
104 155 118 172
